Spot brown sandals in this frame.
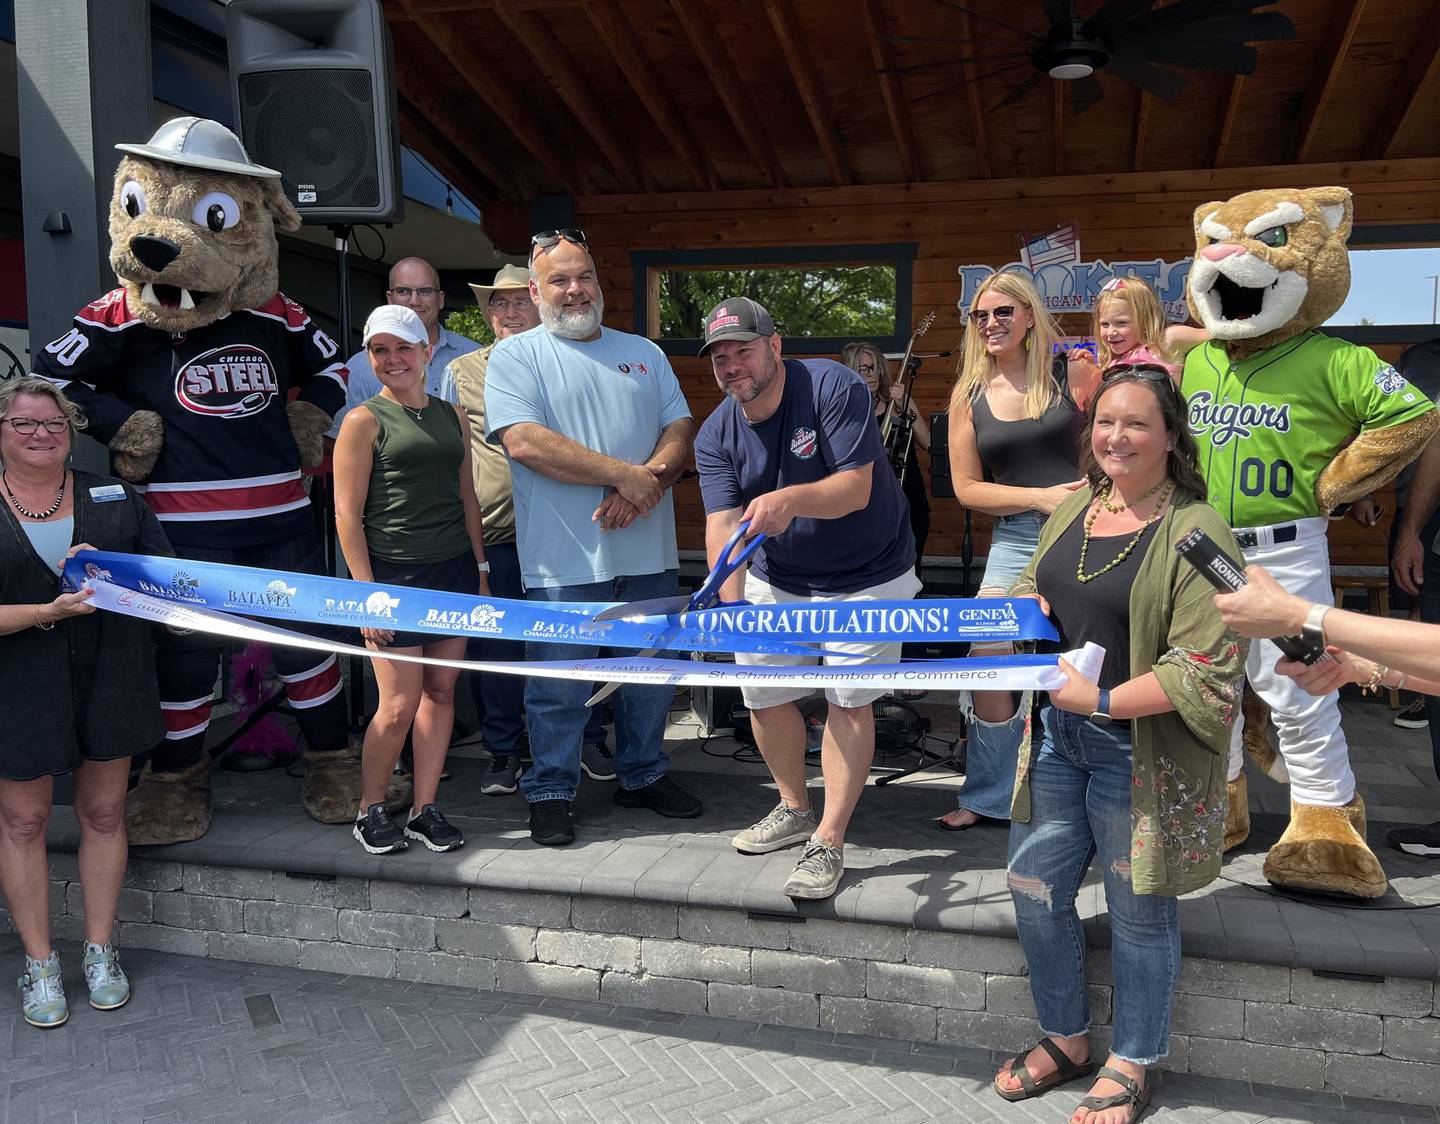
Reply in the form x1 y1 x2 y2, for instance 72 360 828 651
1074 1066 1152 1123
992 1037 1098 1102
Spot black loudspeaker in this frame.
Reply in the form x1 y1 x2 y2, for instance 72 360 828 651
226 0 403 225
928 410 955 500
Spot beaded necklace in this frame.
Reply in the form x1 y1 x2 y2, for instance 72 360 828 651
1076 478 1174 584
3 470 65 520
1098 476 1166 514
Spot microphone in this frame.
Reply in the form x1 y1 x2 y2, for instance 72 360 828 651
1174 528 1328 665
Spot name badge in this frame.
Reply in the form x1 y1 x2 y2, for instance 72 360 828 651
89 485 126 503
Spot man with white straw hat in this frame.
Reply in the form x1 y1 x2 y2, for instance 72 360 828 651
441 263 538 798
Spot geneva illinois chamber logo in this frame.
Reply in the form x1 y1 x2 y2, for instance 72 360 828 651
789 426 819 459
175 344 280 418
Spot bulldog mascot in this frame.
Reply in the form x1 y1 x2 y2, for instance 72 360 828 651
1182 186 1439 898
35 117 378 844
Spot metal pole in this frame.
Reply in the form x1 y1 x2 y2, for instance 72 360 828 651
1428 275 1439 324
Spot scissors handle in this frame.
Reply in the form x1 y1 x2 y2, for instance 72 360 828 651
691 520 765 611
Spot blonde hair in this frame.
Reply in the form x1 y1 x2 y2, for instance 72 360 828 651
0 376 87 434
1092 277 1174 369
839 341 891 400
950 271 1062 421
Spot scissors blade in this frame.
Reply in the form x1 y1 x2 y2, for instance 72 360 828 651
584 651 659 708
591 594 691 623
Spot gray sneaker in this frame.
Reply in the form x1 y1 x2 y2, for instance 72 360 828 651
732 802 818 854
18 951 67 1029
82 942 131 1010
783 835 845 900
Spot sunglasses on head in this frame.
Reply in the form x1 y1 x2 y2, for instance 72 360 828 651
529 228 588 259
968 304 1016 326
1100 363 1177 391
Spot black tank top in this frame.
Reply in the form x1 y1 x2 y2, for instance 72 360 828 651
971 356 1084 488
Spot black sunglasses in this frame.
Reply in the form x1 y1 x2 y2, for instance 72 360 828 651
1101 362 1174 385
530 228 588 259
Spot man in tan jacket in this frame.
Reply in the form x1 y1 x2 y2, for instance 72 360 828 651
441 264 538 795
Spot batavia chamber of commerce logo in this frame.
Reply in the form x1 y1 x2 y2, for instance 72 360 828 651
136 570 205 604
226 579 298 612
419 603 507 635
322 590 400 620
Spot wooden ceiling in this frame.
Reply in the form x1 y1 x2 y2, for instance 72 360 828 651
387 0 1440 209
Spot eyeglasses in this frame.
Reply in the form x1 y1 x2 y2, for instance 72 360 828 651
856 363 875 375
389 286 441 300
4 417 68 435
968 305 1016 326
488 295 532 312
530 228 588 259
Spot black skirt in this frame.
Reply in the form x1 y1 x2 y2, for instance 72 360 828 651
365 550 480 649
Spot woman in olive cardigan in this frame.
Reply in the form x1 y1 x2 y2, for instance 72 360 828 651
989 366 1247 1124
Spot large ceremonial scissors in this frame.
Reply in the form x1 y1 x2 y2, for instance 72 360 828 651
583 520 766 707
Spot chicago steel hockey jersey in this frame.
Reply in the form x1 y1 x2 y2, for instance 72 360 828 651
35 289 347 548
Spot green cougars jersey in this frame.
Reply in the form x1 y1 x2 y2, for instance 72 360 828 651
1182 332 1434 526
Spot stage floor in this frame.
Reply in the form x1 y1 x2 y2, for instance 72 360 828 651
47 683 1440 984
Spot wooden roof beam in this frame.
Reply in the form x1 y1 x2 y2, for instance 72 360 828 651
495 7 653 193
586 0 718 191
1212 74 1244 167
859 0 920 183
1053 82 1065 176
394 56 523 200
396 101 502 209
1132 89 1150 172
765 0 850 186
1368 0 1440 159
395 0 585 196
1295 0 1365 164
956 4 991 179
669 0 789 188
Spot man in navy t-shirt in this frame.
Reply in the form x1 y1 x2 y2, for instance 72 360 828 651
693 298 918 901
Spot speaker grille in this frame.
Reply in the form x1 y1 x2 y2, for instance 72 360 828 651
237 69 380 210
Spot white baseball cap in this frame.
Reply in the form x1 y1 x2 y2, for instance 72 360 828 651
362 304 428 346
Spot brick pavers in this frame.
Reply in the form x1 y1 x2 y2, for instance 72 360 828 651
1 936 1430 1124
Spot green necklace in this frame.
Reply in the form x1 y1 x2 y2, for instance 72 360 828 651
1076 479 1175 584
1099 477 1166 513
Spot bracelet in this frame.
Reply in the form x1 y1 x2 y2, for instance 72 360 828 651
33 605 54 631
1361 664 1389 694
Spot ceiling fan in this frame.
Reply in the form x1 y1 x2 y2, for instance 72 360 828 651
902 0 1295 111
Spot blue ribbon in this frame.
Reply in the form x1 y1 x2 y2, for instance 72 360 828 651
64 551 1058 651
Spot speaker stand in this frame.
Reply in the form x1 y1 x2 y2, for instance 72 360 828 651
329 223 367 731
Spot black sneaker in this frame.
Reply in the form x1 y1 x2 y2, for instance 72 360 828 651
353 802 408 854
1388 821 1440 856
581 742 617 781
404 805 464 852
481 755 521 796
615 775 703 819
529 800 574 846
1394 698 1430 729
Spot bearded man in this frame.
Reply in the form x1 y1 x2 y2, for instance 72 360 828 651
482 230 701 845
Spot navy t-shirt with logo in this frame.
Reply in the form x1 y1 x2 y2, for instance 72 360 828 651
694 357 915 595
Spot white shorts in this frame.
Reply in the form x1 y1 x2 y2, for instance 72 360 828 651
734 568 924 711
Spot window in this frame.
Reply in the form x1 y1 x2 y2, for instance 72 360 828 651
1320 226 1440 346
633 244 916 356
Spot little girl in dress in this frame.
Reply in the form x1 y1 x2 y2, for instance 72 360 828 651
1069 276 1208 406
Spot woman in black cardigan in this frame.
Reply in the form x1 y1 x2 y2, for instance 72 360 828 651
0 377 170 1028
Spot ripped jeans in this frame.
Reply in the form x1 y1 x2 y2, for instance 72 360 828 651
1007 707 1180 1066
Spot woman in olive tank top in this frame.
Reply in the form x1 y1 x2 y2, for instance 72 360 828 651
940 272 1086 831
334 306 490 857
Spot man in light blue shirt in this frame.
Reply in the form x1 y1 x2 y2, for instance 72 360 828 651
484 231 700 843
330 255 479 434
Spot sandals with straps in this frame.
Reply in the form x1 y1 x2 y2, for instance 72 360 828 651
1074 1065 1152 1123
992 1037 1098 1102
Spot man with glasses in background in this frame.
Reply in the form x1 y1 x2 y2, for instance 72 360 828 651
483 230 701 845
332 256 480 431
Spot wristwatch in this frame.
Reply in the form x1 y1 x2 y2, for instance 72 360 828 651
1301 603 1330 650
1089 688 1113 727
476 561 491 574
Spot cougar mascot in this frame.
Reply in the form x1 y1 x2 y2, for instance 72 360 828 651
35 117 382 844
1183 186 1439 898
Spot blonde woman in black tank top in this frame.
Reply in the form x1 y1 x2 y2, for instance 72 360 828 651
940 273 1086 831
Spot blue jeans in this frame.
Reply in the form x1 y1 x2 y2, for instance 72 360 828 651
956 694 1027 819
1007 708 1180 1065
466 542 526 757
1414 513 1440 782
522 570 677 803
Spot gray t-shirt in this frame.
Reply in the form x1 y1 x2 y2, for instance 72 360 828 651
483 324 691 587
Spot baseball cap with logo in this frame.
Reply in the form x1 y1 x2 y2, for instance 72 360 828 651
362 304 429 347
699 297 776 356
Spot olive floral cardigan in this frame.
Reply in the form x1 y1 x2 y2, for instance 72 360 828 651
1009 488 1249 897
